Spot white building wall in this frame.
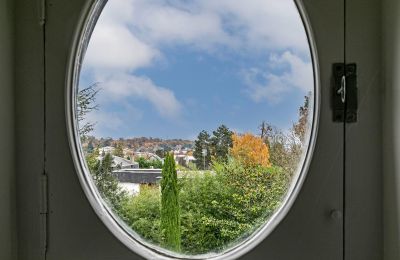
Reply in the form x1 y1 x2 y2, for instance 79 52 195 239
119 183 141 196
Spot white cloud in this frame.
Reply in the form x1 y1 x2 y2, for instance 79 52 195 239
126 0 235 50
96 73 182 119
206 0 310 52
82 0 312 121
242 51 313 104
118 0 309 53
85 0 312 72
84 23 160 71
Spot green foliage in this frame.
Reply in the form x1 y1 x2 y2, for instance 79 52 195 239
86 152 128 214
194 125 234 170
119 157 290 255
178 159 289 254
179 171 244 254
123 186 162 243
160 153 181 251
135 157 163 169
210 125 233 163
193 130 212 170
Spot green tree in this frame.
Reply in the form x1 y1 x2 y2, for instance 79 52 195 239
160 153 181 251
178 158 289 254
193 130 211 170
210 125 233 162
155 149 165 159
123 186 161 244
88 153 127 214
113 142 124 157
77 83 100 138
135 157 163 169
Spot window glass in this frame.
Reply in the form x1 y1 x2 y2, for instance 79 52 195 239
74 0 316 257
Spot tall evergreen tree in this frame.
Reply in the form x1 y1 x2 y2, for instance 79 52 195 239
193 130 211 170
89 153 127 213
210 124 233 162
160 153 181 251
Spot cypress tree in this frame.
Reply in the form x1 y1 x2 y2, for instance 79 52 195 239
160 153 181 251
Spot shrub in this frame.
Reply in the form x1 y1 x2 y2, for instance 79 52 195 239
178 158 290 254
135 157 163 169
120 158 290 255
123 186 161 244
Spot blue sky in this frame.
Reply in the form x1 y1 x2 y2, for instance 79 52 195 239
79 0 314 140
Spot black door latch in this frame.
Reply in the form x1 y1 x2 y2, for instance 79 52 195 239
332 63 357 123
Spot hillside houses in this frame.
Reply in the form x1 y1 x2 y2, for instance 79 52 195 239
96 155 139 170
99 146 114 155
133 152 162 162
91 141 198 196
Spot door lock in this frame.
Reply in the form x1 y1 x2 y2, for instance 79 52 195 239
333 63 358 123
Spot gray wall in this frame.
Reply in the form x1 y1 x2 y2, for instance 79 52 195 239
0 0 16 259
383 0 400 259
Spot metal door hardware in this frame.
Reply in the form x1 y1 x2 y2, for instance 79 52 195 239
333 63 358 122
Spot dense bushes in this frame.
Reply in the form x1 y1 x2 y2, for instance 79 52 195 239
86 134 292 254
179 159 289 254
121 158 290 255
122 186 162 243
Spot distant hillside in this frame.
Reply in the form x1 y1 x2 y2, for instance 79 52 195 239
81 136 194 153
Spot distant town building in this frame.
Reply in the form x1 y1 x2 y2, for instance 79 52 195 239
112 156 139 170
99 146 115 154
123 148 134 158
114 168 162 195
184 155 195 166
97 155 139 170
133 152 162 162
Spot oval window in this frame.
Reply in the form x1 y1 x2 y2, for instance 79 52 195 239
68 0 318 258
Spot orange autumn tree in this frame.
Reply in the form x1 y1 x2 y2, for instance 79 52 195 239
230 133 271 167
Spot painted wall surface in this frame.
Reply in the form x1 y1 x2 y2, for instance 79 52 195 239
383 1 400 259
0 0 16 259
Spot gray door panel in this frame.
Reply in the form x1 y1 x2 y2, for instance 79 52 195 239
345 0 383 259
